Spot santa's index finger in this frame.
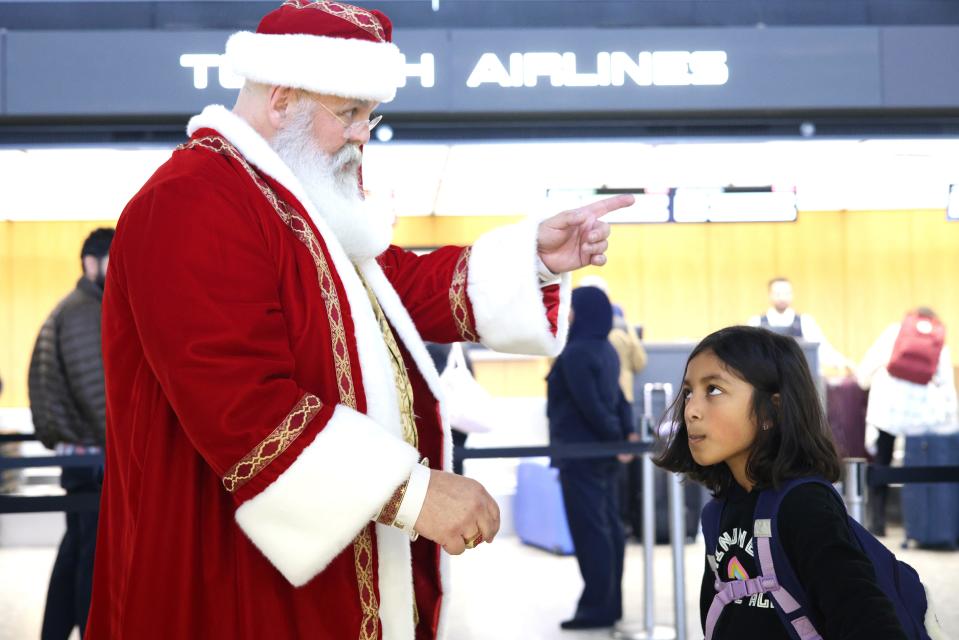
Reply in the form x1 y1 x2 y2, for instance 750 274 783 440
579 194 635 221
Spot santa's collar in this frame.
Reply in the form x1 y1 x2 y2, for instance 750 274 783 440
186 104 330 234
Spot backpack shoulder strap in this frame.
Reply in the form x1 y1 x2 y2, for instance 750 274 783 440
754 477 834 640
702 494 786 640
701 496 724 567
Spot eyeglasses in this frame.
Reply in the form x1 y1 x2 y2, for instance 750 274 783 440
316 100 383 140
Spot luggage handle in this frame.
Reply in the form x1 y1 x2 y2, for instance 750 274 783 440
642 382 674 442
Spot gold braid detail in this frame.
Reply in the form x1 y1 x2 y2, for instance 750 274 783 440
450 247 479 342
281 0 386 42
222 394 323 493
177 135 378 640
358 272 419 450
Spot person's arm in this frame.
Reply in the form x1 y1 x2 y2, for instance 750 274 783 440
377 195 630 357
778 484 909 639
555 344 623 441
115 174 420 586
58 301 106 445
628 330 648 372
801 315 852 371
377 221 569 356
855 324 899 390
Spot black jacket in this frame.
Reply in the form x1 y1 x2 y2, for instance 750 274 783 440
547 287 631 469
28 277 106 448
700 482 908 640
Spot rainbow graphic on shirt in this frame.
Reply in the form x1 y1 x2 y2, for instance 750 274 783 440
727 556 749 581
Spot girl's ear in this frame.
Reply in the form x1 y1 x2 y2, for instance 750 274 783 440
771 393 781 408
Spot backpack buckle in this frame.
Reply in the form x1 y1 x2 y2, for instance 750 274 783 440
754 518 772 538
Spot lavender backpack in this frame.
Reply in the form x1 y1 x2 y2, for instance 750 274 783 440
701 477 940 640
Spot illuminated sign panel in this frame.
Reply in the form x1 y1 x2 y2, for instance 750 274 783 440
179 50 729 91
5 27 891 116
546 187 797 223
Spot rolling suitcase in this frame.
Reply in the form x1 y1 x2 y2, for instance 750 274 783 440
514 459 575 555
902 433 959 548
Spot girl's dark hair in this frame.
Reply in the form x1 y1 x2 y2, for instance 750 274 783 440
654 325 841 496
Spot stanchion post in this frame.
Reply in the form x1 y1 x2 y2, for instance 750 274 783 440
641 384 657 635
667 471 686 640
614 384 678 640
843 458 867 524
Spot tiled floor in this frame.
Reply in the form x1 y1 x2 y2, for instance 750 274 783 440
2 529 956 640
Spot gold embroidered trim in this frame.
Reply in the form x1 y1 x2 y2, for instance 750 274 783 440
179 135 378 639
359 273 419 450
354 524 379 640
222 394 323 493
449 247 479 342
375 480 407 527
281 0 386 42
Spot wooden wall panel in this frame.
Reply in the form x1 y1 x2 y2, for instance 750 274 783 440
774 212 849 359
909 209 959 331
705 222 778 334
842 211 914 361
2 211 957 407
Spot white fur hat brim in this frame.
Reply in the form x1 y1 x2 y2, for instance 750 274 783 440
225 31 404 103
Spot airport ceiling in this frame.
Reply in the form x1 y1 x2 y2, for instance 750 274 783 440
1 0 959 32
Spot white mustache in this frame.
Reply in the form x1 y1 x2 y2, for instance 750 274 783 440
331 144 362 173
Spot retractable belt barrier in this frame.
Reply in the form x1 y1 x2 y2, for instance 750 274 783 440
867 464 959 486
4 431 959 640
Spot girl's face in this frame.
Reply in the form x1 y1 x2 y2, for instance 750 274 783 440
682 349 759 490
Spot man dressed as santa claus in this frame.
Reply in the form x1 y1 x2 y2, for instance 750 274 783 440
85 2 632 639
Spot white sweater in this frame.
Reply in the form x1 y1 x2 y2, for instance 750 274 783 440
856 323 958 441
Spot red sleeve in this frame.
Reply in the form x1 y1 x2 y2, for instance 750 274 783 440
377 244 479 343
377 220 570 356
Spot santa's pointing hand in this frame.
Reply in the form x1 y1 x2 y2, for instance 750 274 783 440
536 194 635 273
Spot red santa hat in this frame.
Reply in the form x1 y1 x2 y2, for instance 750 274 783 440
225 0 404 103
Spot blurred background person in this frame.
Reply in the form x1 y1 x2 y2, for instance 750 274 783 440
856 307 958 538
579 274 648 537
547 286 633 630
28 227 113 640
749 276 854 374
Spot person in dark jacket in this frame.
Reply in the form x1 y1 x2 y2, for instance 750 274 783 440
547 285 633 630
28 227 113 640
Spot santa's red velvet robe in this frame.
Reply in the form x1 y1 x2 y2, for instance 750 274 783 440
85 105 569 640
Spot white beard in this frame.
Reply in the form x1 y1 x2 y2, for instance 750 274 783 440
271 102 393 261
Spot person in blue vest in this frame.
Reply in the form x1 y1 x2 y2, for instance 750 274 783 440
547 285 634 630
748 276 852 374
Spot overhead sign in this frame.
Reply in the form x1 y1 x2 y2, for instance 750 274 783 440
5 26 959 117
179 49 730 91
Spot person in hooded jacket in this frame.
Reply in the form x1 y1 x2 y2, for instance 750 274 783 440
547 285 634 630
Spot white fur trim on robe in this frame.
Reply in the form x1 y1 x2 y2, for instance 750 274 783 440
467 219 571 356
357 258 453 473
235 405 418 587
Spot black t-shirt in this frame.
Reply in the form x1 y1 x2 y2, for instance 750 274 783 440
699 482 909 640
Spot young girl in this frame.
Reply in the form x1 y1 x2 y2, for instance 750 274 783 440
655 326 909 639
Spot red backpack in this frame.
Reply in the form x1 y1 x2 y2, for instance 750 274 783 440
886 313 945 385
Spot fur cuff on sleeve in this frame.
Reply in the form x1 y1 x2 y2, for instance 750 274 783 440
235 405 419 586
467 219 571 356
